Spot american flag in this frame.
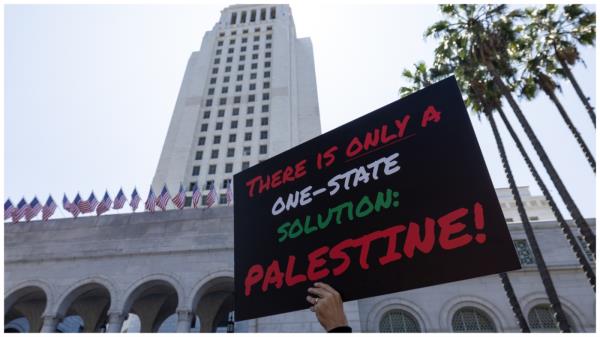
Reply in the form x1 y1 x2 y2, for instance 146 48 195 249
192 182 201 208
130 188 141 212
63 194 71 210
96 191 112 216
68 194 81 218
157 185 171 211
25 197 42 222
12 198 28 223
113 188 127 209
172 184 185 210
42 196 57 221
79 192 98 214
206 182 218 208
4 199 15 220
145 188 157 213
226 180 234 206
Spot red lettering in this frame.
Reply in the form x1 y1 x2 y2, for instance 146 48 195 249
380 124 398 143
285 255 307 286
403 218 436 258
378 225 407 265
474 202 487 244
346 137 363 158
356 230 384 270
307 246 330 281
438 207 472 250
271 169 282 188
323 146 338 167
421 105 441 127
259 175 271 194
244 264 264 296
329 238 354 276
261 260 284 292
363 129 380 150
282 166 295 184
245 176 261 198
394 115 411 137
295 159 307 179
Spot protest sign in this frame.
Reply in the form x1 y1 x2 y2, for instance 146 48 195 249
233 76 521 321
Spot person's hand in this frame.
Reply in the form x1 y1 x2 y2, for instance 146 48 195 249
306 282 349 331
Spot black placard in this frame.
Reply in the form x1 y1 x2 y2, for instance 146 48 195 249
233 76 521 321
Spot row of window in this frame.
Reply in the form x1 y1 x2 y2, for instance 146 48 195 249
189 178 236 192
194 138 268 160
208 82 270 95
198 118 269 135
202 105 268 119
215 44 272 57
209 71 271 85
379 305 571 332
205 93 271 107
216 34 272 47
191 146 267 174
228 7 276 25
214 57 272 68
514 237 594 266
220 25 272 37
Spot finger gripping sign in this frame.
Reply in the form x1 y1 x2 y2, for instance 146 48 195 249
233 76 521 321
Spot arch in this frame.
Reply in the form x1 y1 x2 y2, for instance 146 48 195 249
366 298 429 332
188 270 234 311
120 273 185 314
520 292 586 332
53 276 117 317
5 280 53 316
440 295 508 332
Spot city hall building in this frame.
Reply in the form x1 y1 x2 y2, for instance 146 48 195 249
4 4 596 333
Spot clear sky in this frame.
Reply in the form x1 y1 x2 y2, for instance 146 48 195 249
4 3 596 219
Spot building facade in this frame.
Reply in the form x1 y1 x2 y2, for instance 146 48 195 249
152 4 320 205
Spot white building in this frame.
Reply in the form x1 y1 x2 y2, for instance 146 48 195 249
152 4 320 205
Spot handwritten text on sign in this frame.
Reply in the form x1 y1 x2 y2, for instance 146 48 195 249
233 76 521 321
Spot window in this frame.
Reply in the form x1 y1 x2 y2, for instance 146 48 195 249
234 96 241 104
254 35 260 42
210 77 217 84
223 76 230 83
226 56 233 63
218 109 225 117
262 104 269 113
240 55 246 61
216 122 223 130
231 30 237 35
250 9 256 22
240 46 247 52
247 106 255 114
217 40 223 46
231 120 238 129
219 32 225 37
528 305 560 332
267 26 272 31
232 107 240 116
577 236 595 262
260 130 268 139
379 310 421 333
229 134 236 142
192 166 200 176
250 72 257 79
266 34 272 40
185 196 192 208
264 71 270 78
265 51 271 58
229 39 235 45
451 307 496 332
243 146 251 155
529 216 539 221
203 110 211 119
208 88 215 95
255 27 260 32
225 66 231 73
260 145 267 154
205 180 214 190
213 135 221 144
244 132 252 141
266 42 272 49
249 83 256 90
505 217 514 222
230 12 237 25
251 63 258 70
253 44 259 51
195 151 203 160
189 182 197 192
214 58 220 64
219 97 227 105
243 29 248 34
221 86 228 94
198 137 206 145
242 161 250 169
222 179 231 188
228 47 234 54
240 11 247 23
219 194 228 204
261 117 268 126
513 239 535 266
236 74 243 81
208 165 217 174
263 82 270 89
262 93 270 100
211 149 219 159
201 123 208 132
270 6 276 19
238 65 244 71
252 53 258 60
260 8 266 21
227 148 235 157
225 163 233 173
248 94 255 102
264 61 271 68
246 119 254 127
205 99 213 107
242 37 247 43
235 85 242 92
212 67 219 74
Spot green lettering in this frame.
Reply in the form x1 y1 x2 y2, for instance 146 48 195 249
374 189 393 212
317 209 334 229
356 195 374 218
277 222 291 243
304 215 317 235
288 218 304 239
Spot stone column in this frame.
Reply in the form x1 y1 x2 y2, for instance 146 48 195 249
176 310 193 332
107 312 126 333
40 315 60 333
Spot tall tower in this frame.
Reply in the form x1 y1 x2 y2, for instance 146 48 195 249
152 4 321 206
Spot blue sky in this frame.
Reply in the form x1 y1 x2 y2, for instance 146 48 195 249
4 3 596 219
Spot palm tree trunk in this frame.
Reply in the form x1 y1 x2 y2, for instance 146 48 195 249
487 111 571 332
489 68 596 258
557 57 596 128
497 106 596 292
545 89 595 172
499 272 531 332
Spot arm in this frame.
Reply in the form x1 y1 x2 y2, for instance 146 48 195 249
306 282 352 332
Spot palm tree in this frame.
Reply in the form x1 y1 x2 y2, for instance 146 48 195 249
518 55 595 172
526 5 596 127
426 4 595 260
400 65 531 333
